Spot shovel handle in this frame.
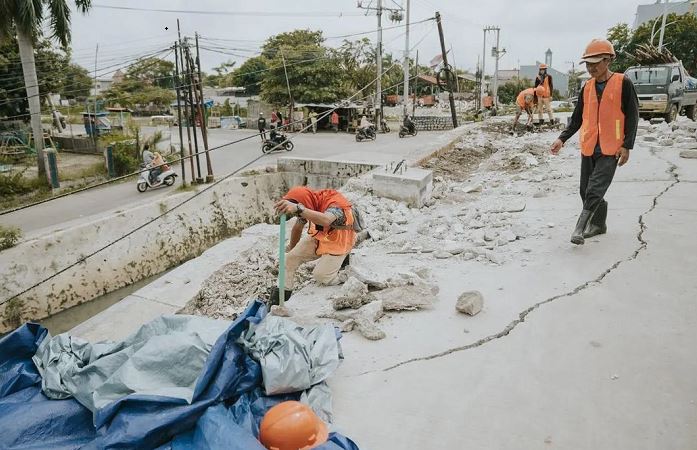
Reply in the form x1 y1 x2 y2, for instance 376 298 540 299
278 214 286 307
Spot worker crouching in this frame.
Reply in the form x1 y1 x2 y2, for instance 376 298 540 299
550 39 639 245
270 187 355 305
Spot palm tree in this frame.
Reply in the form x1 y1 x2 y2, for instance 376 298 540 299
0 0 91 178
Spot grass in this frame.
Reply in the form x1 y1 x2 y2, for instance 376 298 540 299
62 162 107 182
0 224 21 251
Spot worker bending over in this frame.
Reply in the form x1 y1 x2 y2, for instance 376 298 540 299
535 63 554 124
550 39 639 245
513 86 544 128
271 187 355 305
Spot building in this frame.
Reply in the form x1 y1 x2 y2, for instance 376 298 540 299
519 49 570 97
634 1 695 28
496 69 521 83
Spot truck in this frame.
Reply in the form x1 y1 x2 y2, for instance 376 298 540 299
625 62 697 123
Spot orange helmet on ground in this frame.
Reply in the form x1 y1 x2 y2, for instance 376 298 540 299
581 39 616 64
539 63 548 69
535 86 546 96
259 401 329 450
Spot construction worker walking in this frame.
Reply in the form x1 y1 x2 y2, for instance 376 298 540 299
550 39 639 245
535 64 555 123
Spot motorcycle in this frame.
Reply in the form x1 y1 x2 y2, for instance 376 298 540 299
398 124 418 138
380 118 390 133
262 133 294 154
137 163 177 192
355 125 377 142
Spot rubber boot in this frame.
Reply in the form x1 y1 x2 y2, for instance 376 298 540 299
570 209 593 245
269 287 293 307
584 200 608 238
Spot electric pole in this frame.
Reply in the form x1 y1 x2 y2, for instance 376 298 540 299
402 0 410 115
173 40 186 187
435 12 457 128
481 28 487 102
483 26 504 109
195 33 213 182
658 0 669 51
356 0 404 123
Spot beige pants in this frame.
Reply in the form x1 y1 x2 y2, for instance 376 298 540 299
284 237 347 288
537 96 554 121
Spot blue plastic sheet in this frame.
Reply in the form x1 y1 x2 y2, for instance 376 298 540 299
0 302 360 450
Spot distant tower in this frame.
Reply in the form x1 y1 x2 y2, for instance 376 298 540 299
545 49 553 68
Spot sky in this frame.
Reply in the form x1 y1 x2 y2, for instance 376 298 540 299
64 0 647 79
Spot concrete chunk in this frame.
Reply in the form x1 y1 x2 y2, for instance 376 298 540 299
456 291 484 316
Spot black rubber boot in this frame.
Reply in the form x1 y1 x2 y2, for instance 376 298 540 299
584 200 608 238
341 254 350 269
570 210 593 245
269 287 293 307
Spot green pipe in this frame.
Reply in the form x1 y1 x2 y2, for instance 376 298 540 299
278 214 287 307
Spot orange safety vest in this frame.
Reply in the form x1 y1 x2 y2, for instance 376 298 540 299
309 207 356 256
580 74 625 157
516 88 536 109
541 76 551 98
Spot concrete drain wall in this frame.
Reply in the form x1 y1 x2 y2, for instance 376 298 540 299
0 159 381 333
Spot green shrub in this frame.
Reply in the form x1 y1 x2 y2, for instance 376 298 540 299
0 224 21 250
111 141 139 176
0 172 40 196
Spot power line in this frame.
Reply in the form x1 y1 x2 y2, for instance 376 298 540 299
91 4 364 17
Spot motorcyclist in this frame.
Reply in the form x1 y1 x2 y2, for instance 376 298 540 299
149 151 168 184
359 115 373 130
403 114 415 134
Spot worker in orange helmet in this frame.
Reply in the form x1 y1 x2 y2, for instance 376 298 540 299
271 186 356 305
259 401 329 450
534 63 555 124
513 86 544 128
550 39 639 245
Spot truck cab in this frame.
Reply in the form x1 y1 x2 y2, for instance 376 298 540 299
626 62 697 123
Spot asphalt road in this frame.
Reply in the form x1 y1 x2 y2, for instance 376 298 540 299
1 127 439 236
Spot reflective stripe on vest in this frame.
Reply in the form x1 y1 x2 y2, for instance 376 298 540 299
309 208 356 256
580 74 625 157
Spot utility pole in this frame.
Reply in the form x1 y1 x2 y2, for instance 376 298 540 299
491 27 504 109
178 22 195 181
481 28 487 102
658 0 669 51
435 12 458 128
184 42 203 183
413 50 418 116
402 0 410 115
92 43 99 149
281 51 293 130
173 40 187 187
357 0 403 123
195 33 213 182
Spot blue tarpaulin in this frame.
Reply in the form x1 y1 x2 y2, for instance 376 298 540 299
0 301 359 450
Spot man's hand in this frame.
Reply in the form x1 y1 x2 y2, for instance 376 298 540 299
616 147 630 166
550 138 564 155
275 199 298 215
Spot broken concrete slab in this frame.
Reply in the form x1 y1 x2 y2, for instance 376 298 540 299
376 283 438 311
373 168 433 208
331 276 374 310
455 291 484 316
679 150 697 159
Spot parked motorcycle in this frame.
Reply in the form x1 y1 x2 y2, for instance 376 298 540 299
262 133 294 154
137 163 177 192
398 124 418 138
355 125 377 142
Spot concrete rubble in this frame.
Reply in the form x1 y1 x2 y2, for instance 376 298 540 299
456 291 484 316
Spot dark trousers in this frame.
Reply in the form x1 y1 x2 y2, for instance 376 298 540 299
259 129 267 141
580 153 618 212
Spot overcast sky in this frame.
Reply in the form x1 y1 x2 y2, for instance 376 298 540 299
65 0 645 79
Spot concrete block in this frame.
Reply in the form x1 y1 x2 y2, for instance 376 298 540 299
372 168 433 207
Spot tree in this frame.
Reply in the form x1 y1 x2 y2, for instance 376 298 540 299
232 57 266 95
0 0 92 178
607 13 697 74
59 63 92 99
125 57 175 89
259 30 348 105
497 78 533 104
205 60 236 87
103 79 174 110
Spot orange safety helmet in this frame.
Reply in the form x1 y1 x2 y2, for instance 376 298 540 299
259 401 329 450
535 86 546 97
581 39 616 64
539 63 548 69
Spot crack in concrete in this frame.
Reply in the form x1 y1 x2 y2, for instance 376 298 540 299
379 149 680 374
